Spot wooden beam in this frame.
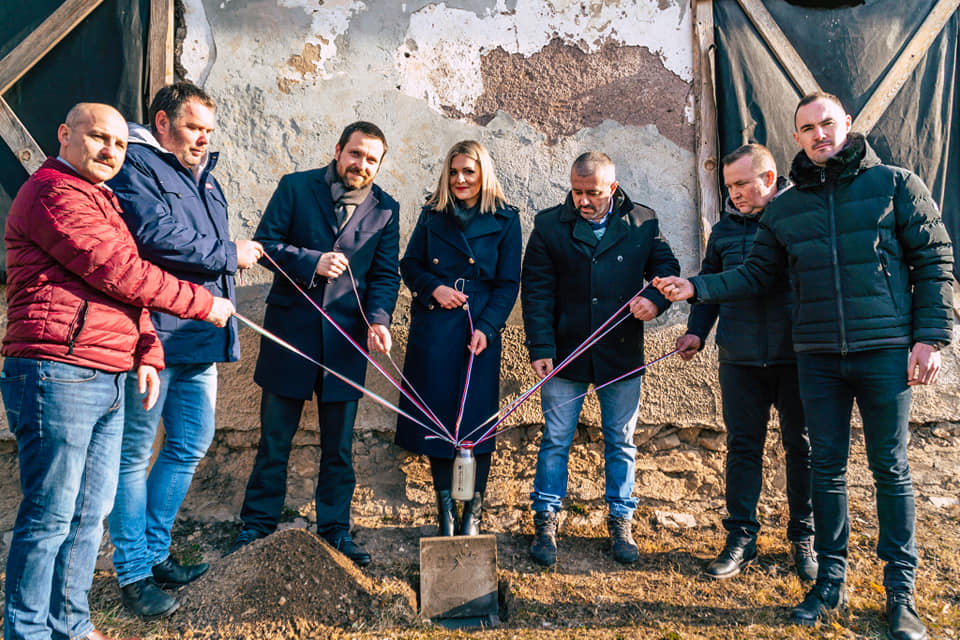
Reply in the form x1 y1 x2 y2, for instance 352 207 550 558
692 0 720 253
0 0 106 96
852 0 960 133
0 98 45 175
147 0 175 102
736 0 821 97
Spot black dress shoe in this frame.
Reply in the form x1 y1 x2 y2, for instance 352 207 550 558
152 556 209 587
792 537 819 582
325 532 372 567
703 540 757 579
120 577 180 618
229 527 265 554
790 579 848 626
886 590 928 640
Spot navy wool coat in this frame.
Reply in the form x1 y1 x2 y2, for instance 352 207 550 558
253 163 401 402
395 204 522 457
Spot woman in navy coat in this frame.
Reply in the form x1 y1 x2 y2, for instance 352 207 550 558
396 140 521 536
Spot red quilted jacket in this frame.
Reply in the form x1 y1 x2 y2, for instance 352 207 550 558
3 158 214 372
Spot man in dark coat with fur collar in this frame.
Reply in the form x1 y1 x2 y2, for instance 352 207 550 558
232 121 400 567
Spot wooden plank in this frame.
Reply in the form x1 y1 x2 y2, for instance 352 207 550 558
147 0 175 102
0 0 106 96
736 0 821 97
693 0 720 253
852 0 960 133
0 98 45 175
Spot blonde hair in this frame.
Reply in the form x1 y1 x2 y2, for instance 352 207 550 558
426 140 507 215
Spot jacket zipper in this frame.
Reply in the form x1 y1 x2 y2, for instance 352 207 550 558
826 182 847 355
66 300 89 355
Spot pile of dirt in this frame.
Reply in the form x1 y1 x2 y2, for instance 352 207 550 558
172 529 417 632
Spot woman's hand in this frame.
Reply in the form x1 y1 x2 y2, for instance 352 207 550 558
469 329 488 355
432 285 468 309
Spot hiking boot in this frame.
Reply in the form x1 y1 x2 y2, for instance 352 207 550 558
152 556 209 587
325 531 372 567
459 492 483 536
607 515 639 564
790 579 848 626
436 489 457 536
792 537 818 582
229 527 265 554
119 577 179 619
703 538 757 579
886 589 928 640
530 511 558 566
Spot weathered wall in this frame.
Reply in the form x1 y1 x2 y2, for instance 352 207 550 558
2 0 960 541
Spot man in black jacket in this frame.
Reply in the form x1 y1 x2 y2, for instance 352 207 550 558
655 94 952 640
522 152 679 566
231 122 400 567
678 143 815 582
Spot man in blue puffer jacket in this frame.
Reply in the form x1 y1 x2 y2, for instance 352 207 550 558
106 82 263 618
655 93 952 640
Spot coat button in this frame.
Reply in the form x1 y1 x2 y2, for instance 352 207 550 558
412 291 418 297
429 304 435 310
592 258 597 264
592 297 598 305
468 257 475 264
432 258 439 264
617 255 623 262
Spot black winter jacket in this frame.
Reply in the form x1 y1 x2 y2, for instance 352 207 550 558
686 180 795 365
692 134 953 353
522 188 680 383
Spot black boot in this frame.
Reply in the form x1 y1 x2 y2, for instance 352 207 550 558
792 537 818 582
703 538 757 579
323 530 372 567
119 577 180 618
459 492 483 536
530 511 558 566
152 555 209 587
607 515 639 564
790 579 848 626
886 589 928 640
436 489 456 537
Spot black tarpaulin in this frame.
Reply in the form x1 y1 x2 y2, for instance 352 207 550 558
0 0 151 277
714 0 960 278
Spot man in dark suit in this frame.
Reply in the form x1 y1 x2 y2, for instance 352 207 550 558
232 121 400 566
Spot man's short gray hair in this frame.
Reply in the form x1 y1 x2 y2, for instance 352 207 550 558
571 152 615 179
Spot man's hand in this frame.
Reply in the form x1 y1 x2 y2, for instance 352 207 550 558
316 251 349 278
676 334 702 361
469 330 488 355
653 276 695 302
432 285 468 309
907 342 941 386
629 296 658 321
205 296 235 327
235 239 264 269
368 323 392 354
137 364 160 411
531 358 554 379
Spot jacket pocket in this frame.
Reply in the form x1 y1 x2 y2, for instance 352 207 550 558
876 249 905 316
66 301 89 355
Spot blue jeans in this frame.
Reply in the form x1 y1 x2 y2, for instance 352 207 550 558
1 357 124 640
531 375 643 519
107 363 217 587
796 349 916 590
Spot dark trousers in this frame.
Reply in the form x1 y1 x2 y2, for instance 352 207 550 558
796 348 916 590
719 363 814 544
240 389 358 538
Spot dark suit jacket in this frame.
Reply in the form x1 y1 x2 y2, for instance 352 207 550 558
521 187 679 384
253 163 401 401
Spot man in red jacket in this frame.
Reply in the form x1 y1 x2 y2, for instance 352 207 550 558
1 102 233 640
